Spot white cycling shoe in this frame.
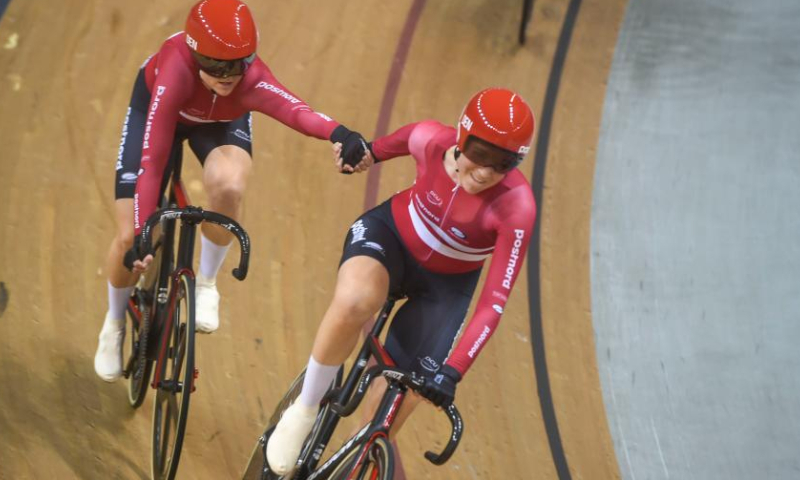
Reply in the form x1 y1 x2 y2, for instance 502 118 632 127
267 402 319 475
94 313 125 382
195 274 220 333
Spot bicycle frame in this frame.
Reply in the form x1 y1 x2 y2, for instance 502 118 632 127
289 300 397 478
146 155 199 390
305 345 409 480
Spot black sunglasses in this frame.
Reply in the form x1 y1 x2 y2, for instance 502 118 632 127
192 51 255 78
461 137 522 174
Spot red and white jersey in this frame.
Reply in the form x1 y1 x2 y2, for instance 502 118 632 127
371 121 537 375
133 32 339 234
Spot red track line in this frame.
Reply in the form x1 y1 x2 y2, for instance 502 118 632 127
362 0 427 213
359 2 427 478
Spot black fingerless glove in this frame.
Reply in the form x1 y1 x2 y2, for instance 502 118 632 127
330 124 368 170
123 234 145 271
420 364 461 407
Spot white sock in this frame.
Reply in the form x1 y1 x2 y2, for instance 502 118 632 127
298 356 340 408
199 233 231 282
107 281 133 327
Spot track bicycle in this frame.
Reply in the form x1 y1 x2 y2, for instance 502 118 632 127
122 154 251 480
242 298 463 480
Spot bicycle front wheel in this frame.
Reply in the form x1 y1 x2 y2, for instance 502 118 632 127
327 436 394 480
242 367 344 479
242 370 305 480
151 273 196 480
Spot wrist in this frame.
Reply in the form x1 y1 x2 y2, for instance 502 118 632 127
441 364 462 382
366 141 379 162
330 124 350 144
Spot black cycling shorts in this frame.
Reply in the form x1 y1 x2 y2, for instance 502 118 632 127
114 68 253 199
339 200 481 377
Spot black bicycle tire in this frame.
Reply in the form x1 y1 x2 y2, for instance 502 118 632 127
326 436 394 480
151 273 195 480
126 225 168 408
126 297 152 408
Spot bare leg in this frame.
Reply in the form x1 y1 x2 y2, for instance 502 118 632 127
200 144 251 249
106 199 137 288
310 256 390 365
195 145 252 332
267 256 389 474
95 199 138 381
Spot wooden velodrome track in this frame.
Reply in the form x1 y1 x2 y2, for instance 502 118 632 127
0 1 626 478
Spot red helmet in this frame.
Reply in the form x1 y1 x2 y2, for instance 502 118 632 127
185 0 258 60
457 88 535 168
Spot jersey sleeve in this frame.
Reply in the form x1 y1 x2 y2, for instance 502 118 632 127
445 187 537 375
240 61 338 140
133 46 193 235
370 120 443 162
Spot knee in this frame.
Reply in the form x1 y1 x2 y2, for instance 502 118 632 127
205 173 246 207
329 288 384 329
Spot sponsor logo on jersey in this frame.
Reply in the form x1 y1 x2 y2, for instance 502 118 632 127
349 219 367 244
467 325 491 359
492 304 504 314
449 226 466 240
133 192 141 230
120 172 138 183
143 85 167 150
460 114 473 132
414 194 441 223
233 129 251 143
255 82 301 104
185 34 198 51
518 145 530 155
420 356 440 373
502 229 525 289
363 241 385 256
426 190 443 206
491 290 508 302
117 107 132 170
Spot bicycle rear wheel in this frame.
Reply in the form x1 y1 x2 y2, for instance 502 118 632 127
124 226 165 408
151 273 196 480
327 436 394 480
124 294 152 408
242 368 343 480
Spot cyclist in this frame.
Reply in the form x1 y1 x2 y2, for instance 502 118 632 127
266 87 536 474
94 0 368 382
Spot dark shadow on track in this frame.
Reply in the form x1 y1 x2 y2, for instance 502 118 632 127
0 346 149 479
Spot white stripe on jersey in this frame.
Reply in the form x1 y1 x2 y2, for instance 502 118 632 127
179 111 233 123
413 195 494 255
408 200 492 262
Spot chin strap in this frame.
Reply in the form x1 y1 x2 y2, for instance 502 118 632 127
452 148 461 191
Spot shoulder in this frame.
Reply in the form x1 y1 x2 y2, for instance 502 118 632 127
238 58 305 103
240 56 274 85
408 121 456 160
152 32 195 80
159 32 192 62
490 171 536 225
